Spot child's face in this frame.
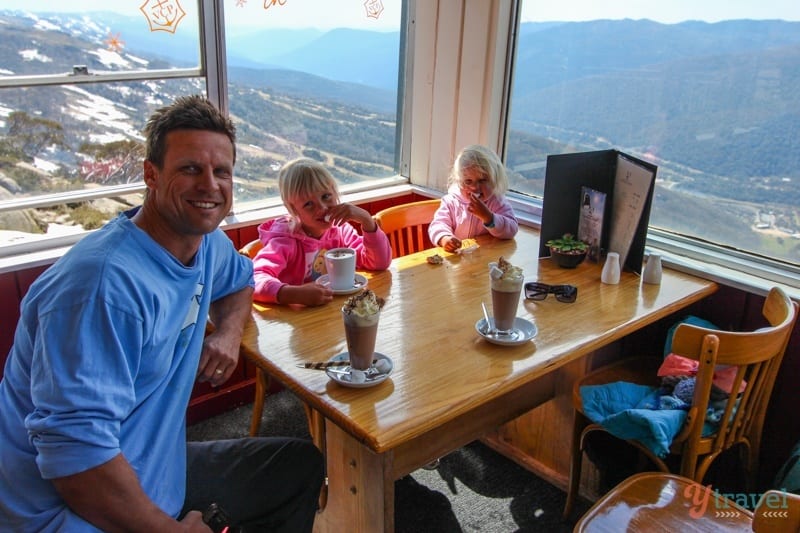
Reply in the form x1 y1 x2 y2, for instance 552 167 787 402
459 166 492 200
290 188 337 238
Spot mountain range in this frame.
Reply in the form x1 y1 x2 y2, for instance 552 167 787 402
509 19 800 191
0 11 798 229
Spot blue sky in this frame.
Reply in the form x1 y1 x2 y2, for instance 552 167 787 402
0 0 401 29
2 0 798 29
521 0 800 24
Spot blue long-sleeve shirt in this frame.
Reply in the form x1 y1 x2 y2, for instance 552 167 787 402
0 210 254 531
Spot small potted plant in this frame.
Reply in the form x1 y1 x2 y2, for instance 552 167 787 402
545 233 589 268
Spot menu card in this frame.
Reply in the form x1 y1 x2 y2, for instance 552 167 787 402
538 149 657 273
607 155 656 267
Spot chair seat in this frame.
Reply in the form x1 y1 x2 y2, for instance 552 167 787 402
572 356 662 411
574 472 753 532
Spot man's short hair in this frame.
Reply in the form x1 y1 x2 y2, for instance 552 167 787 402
143 95 236 168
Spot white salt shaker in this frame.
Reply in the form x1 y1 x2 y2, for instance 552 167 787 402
642 253 663 285
601 252 621 284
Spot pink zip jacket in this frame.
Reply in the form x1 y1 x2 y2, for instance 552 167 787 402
252 216 392 303
428 184 518 246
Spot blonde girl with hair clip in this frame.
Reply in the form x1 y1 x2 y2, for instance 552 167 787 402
428 144 519 253
252 158 392 306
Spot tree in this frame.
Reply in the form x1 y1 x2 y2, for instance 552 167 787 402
78 140 145 185
6 111 65 159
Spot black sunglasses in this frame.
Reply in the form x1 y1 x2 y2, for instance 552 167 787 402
525 282 578 303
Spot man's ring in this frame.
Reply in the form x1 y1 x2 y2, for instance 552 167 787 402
215 369 224 375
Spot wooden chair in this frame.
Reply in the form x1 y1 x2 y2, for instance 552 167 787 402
573 472 800 532
374 199 440 257
238 239 271 436
238 238 263 260
563 287 798 518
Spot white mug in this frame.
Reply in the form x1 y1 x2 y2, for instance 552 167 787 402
324 248 356 291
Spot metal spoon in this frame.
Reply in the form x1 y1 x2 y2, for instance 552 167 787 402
481 302 494 336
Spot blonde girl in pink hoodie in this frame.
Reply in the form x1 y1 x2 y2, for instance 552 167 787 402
252 158 392 306
428 145 518 252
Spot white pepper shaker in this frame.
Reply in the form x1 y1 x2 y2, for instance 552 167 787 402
643 253 663 285
601 252 621 284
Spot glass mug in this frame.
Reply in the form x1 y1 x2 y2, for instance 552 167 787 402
488 262 524 336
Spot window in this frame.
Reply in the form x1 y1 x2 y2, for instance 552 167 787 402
0 1 206 252
507 1 800 268
223 0 403 212
0 0 404 255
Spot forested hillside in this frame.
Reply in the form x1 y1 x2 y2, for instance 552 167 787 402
1 11 798 260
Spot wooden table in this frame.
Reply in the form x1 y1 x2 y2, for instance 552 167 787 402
573 472 753 532
240 227 718 532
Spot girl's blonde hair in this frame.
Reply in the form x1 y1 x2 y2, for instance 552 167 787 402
448 144 509 197
278 158 340 218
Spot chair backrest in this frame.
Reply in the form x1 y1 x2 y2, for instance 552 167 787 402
374 199 441 258
239 239 263 259
669 287 798 482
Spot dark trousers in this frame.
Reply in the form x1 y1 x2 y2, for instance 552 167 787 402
182 438 324 532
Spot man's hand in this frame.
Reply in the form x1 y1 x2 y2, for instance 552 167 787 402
181 510 214 532
201 286 253 387
197 326 240 387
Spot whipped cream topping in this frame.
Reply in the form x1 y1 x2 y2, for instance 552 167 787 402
342 289 385 326
489 256 523 291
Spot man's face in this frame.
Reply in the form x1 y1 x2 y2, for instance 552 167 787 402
143 129 234 236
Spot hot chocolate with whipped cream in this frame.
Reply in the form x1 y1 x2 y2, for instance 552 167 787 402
342 289 385 370
488 256 523 333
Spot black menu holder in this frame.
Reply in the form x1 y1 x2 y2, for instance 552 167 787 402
538 149 657 274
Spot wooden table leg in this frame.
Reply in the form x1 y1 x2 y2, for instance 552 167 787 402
312 421 394 532
305 406 329 511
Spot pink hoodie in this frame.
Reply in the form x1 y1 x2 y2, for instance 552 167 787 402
252 216 392 303
428 184 518 246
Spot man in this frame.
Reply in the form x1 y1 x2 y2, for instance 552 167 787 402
0 95 323 531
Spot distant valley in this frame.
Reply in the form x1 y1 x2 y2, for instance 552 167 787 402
0 11 798 260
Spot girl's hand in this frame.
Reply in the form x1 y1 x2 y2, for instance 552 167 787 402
440 235 462 253
325 203 377 232
467 192 493 225
278 283 334 306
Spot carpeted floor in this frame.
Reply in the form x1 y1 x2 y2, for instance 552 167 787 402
187 390 592 532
